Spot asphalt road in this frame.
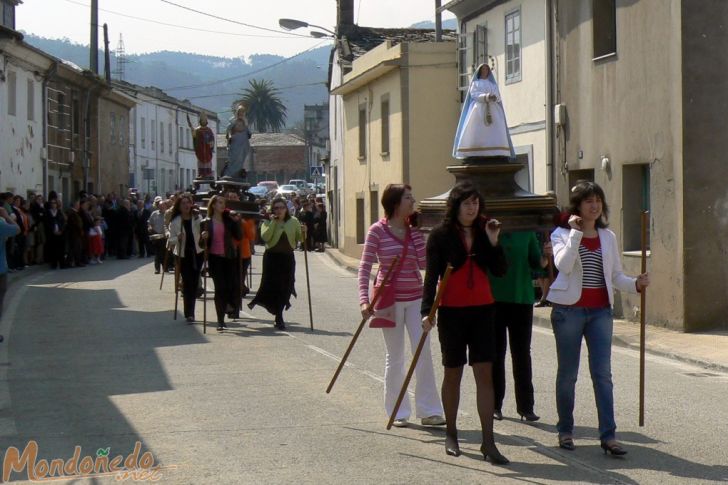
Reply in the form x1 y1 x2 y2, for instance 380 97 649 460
1 250 727 484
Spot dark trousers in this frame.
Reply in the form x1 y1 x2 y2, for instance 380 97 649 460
68 233 84 266
493 302 536 413
47 234 65 269
152 239 167 271
0 273 7 318
179 252 203 318
241 257 251 293
208 254 237 323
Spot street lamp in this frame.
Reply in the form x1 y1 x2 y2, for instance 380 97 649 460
279 18 336 38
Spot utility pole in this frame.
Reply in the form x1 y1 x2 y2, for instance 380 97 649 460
103 23 111 82
90 0 98 73
435 0 442 42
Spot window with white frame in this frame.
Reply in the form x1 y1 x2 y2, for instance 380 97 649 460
472 24 487 72
457 23 469 99
110 112 116 144
168 123 172 153
505 9 522 83
27 79 34 121
160 121 164 153
141 117 146 149
7 70 16 116
151 120 156 150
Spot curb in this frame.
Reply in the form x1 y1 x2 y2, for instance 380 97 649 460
326 248 728 374
532 313 728 374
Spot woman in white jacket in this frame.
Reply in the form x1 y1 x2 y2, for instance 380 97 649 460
167 194 207 323
548 181 649 456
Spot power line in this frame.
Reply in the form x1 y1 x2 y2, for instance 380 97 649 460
185 82 327 100
61 0 313 40
164 41 330 91
159 0 312 38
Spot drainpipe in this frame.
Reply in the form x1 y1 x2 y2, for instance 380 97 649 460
545 0 555 192
42 61 59 197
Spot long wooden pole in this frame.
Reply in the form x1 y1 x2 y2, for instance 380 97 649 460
173 255 180 320
326 255 401 394
159 243 169 290
387 265 453 430
639 210 649 427
203 249 208 334
302 231 314 331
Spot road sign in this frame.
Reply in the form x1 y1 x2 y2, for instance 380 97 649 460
310 166 323 178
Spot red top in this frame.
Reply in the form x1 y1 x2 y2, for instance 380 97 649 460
440 234 494 307
574 236 610 308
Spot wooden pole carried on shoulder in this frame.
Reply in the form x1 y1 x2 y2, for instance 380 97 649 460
639 210 649 427
326 255 401 394
302 228 314 331
387 264 453 430
160 242 169 290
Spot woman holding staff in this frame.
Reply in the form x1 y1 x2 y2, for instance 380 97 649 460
421 182 509 464
167 194 206 323
205 195 243 331
358 184 444 428
248 197 303 330
547 180 649 455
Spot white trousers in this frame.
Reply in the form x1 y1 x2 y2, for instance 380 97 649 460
382 298 443 419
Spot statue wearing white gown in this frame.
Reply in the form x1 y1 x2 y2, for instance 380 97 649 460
452 64 514 160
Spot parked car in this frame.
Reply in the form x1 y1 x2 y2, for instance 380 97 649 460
248 185 269 198
257 181 279 193
289 179 311 195
276 184 299 198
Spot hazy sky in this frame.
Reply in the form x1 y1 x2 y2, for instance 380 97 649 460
17 0 454 59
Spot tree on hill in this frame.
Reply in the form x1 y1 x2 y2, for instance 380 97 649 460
233 79 287 133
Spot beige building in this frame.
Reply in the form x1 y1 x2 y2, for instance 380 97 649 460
553 0 728 331
331 39 459 258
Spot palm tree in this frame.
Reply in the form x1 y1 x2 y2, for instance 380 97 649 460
232 79 287 133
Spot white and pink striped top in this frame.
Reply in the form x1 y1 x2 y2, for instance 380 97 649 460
358 220 426 305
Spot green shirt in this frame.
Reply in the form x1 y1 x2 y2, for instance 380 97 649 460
261 216 303 249
489 231 543 304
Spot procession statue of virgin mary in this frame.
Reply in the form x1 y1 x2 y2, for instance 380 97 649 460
452 63 515 160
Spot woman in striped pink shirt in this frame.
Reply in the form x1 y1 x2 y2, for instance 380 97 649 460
358 184 444 428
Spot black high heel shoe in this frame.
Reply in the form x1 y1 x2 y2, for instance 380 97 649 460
445 433 461 457
600 441 627 456
480 444 509 465
519 411 540 422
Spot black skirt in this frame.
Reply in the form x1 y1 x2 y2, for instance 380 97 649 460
248 250 297 315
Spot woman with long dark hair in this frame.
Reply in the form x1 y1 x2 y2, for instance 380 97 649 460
167 194 205 323
206 195 242 331
421 181 509 464
358 184 444 428
548 180 649 455
248 197 303 329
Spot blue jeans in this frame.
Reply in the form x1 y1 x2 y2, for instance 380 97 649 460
550 305 616 442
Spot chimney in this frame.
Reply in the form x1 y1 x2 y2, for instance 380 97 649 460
336 0 355 37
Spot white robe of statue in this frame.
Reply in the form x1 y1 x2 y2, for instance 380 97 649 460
453 77 511 158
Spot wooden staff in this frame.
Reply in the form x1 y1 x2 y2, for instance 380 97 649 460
302 228 314 331
326 255 401 394
639 210 649 427
387 264 454 430
159 242 169 290
203 248 208 334
173 255 180 320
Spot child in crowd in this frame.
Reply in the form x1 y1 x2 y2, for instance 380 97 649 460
88 216 105 264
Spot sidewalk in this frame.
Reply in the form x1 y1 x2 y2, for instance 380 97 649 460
326 247 728 373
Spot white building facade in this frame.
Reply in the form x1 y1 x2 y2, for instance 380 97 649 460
119 83 217 196
0 34 49 196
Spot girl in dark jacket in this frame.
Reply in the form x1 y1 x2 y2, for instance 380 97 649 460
421 181 509 465
206 195 243 331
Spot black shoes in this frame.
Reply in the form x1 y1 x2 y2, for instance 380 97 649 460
519 411 540 422
601 441 627 456
480 443 509 465
274 313 286 330
445 433 461 457
493 410 503 421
